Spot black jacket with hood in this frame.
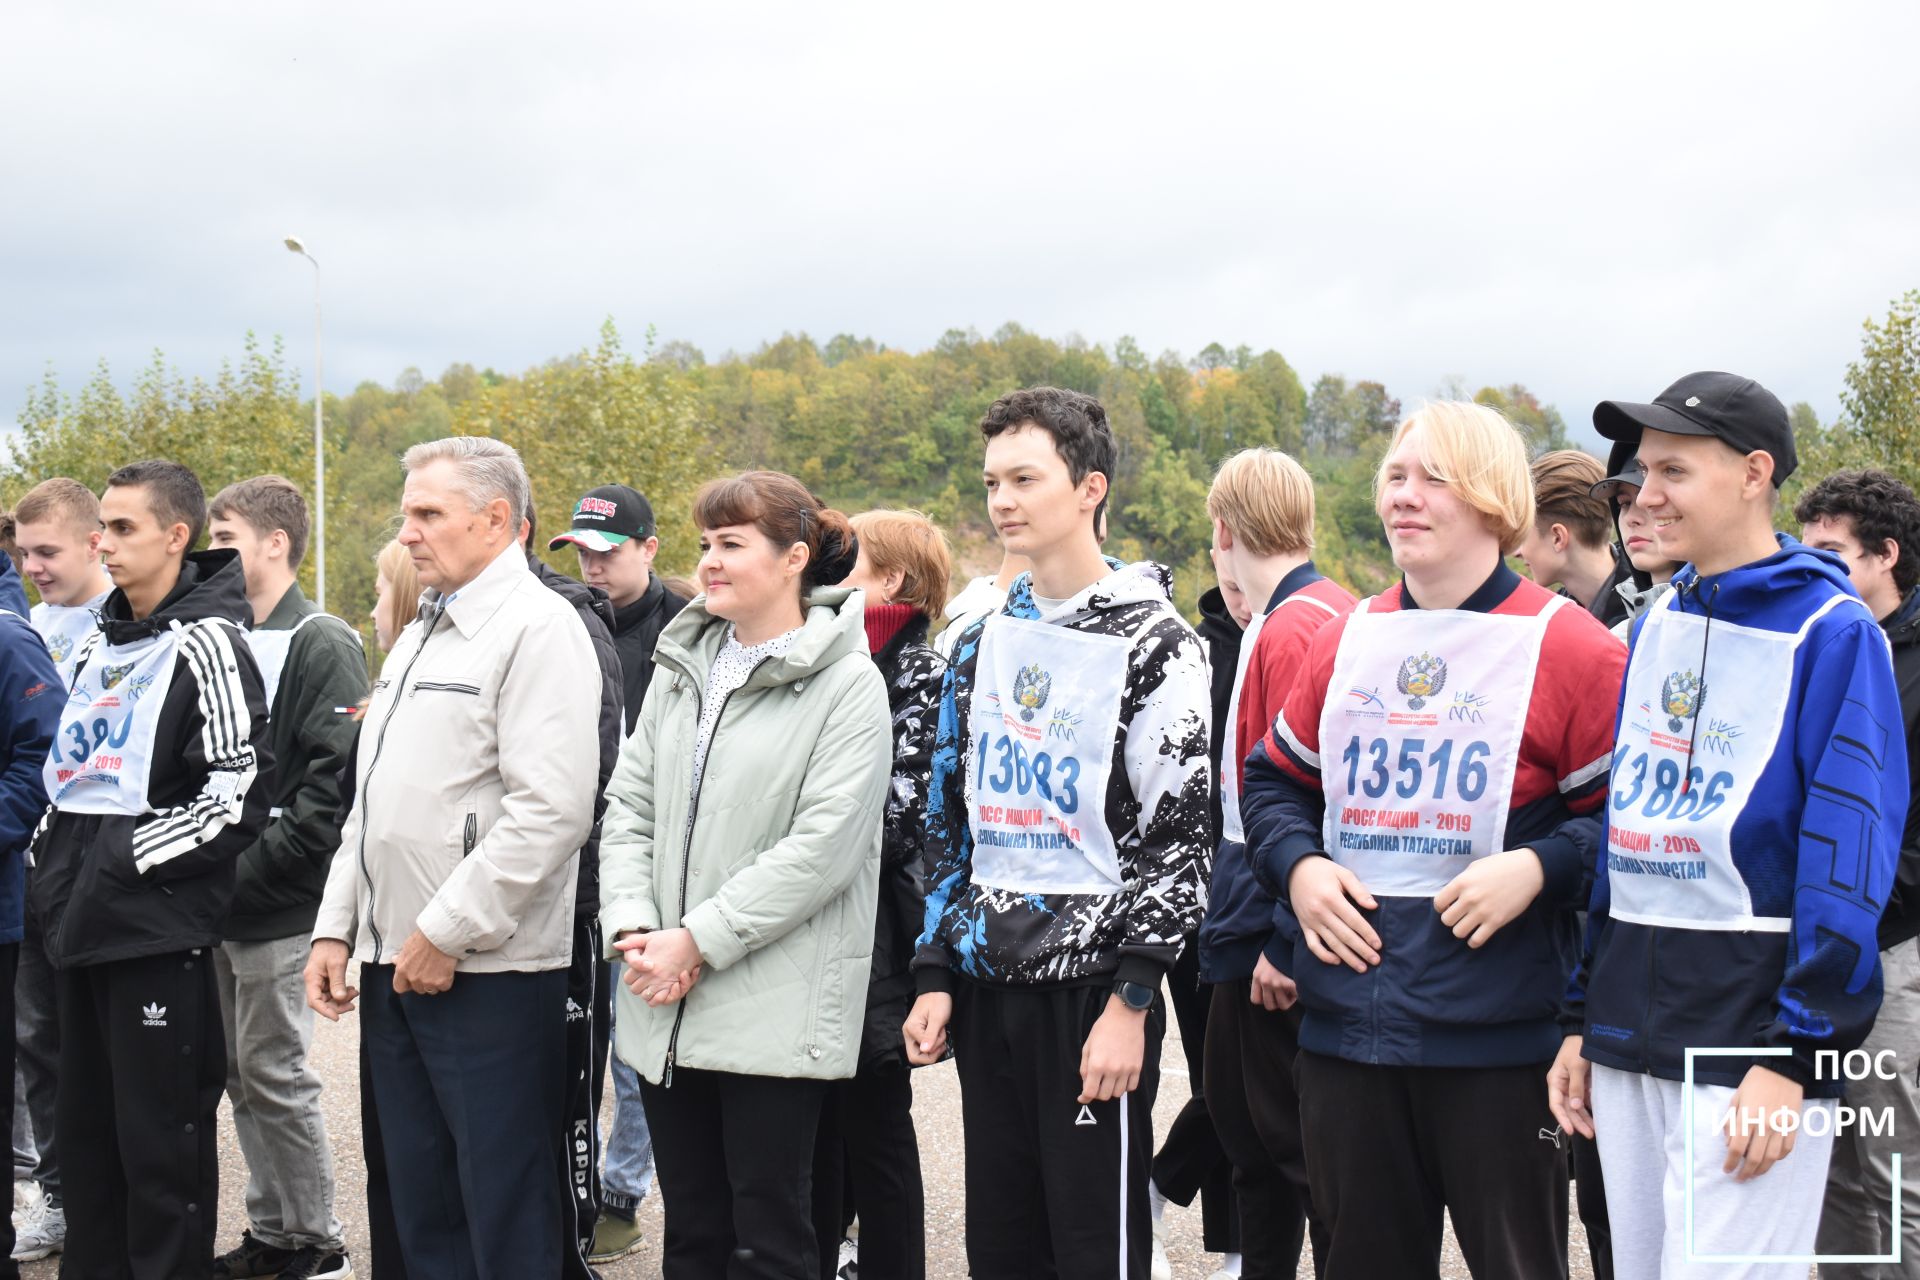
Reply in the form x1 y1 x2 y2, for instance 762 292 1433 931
533 557 621 920
611 573 687 735
31 549 273 969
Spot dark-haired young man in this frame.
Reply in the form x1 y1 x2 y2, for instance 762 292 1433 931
33 460 272 1277
1550 376 1908 1277
906 386 1214 1279
205 476 364 1280
1794 468 1920 1272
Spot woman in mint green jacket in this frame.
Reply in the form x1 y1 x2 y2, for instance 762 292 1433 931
598 470 892 1279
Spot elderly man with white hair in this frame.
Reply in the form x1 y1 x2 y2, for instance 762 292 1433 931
306 436 599 1280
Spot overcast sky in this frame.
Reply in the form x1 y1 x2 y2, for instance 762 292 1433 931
4 2 1916 443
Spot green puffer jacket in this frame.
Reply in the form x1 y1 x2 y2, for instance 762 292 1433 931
599 586 892 1083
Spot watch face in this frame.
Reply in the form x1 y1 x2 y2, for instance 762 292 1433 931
1118 982 1153 1009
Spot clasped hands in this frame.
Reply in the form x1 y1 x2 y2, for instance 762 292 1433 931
614 927 704 1006
1289 846 1545 972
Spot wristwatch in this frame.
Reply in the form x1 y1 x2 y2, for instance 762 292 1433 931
1112 979 1156 1012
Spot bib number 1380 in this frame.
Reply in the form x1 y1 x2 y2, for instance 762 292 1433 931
58 715 133 765
1341 735 1490 802
975 732 1082 813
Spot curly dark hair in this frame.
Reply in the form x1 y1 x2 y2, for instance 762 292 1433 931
1793 468 1920 595
980 386 1116 526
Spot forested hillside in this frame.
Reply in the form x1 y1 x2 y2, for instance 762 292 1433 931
10 291 1913 645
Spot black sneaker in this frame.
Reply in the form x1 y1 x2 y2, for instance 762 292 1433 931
280 1245 355 1280
212 1231 297 1279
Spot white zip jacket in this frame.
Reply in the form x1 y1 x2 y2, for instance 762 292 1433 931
313 541 600 973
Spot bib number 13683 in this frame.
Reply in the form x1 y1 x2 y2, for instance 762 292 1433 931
975 731 1083 814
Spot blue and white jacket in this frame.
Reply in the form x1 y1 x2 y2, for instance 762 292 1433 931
912 562 1213 992
1569 537 1909 1095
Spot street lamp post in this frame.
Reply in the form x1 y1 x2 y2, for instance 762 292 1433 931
283 236 326 610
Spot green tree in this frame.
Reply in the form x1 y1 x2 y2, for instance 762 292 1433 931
455 321 710 578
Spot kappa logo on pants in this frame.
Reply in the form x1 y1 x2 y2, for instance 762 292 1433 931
1075 1104 1097 1127
141 1003 167 1027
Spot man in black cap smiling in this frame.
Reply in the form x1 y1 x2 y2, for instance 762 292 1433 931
548 483 684 1263
1549 372 1908 1278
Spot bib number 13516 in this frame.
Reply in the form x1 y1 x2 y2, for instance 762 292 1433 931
975 731 1082 814
1341 735 1490 802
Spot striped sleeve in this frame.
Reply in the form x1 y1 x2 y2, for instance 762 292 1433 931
1544 607 1627 816
131 620 268 876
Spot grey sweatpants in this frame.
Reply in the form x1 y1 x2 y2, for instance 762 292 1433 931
214 934 346 1252
1818 937 1920 1279
1592 1063 1836 1279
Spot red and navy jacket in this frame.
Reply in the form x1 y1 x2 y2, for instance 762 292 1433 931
1243 563 1626 1068
1198 564 1356 984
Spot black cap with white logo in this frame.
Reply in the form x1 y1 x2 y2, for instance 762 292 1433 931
1592 371 1796 486
548 484 655 554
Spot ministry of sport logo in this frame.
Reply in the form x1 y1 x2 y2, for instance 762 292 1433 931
1396 652 1447 711
101 663 136 690
141 1003 167 1027
46 633 73 665
1011 664 1051 722
1661 670 1706 733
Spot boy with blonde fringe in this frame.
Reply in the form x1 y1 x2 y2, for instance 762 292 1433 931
1187 449 1354 1280
1244 403 1626 1279
6 477 112 1264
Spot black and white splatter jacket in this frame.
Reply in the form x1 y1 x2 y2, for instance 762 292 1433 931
913 561 1213 991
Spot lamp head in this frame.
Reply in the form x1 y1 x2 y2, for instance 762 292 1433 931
283 236 306 254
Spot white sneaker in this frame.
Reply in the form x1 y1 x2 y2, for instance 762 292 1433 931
9 1179 30 1230
1149 1215 1173 1280
835 1235 859 1280
11 1185 63 1262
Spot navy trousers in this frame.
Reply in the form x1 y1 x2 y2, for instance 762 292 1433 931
361 964 567 1280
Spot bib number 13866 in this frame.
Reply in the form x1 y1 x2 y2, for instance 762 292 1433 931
1341 735 1490 802
1609 746 1733 820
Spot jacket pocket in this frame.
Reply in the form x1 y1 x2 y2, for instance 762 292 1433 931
411 680 481 698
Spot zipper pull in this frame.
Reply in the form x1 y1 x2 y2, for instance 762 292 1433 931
663 1048 675 1089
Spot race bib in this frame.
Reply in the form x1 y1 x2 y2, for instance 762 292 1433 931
1222 593 1342 844
246 613 361 714
1603 595 1844 932
44 628 180 814
966 614 1130 894
32 602 101 692
1319 598 1557 896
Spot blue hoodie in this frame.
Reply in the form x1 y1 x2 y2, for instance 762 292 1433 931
0 610 61 943
0 557 30 620
1569 537 1908 1096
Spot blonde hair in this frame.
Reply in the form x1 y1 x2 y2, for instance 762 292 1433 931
1529 450 1612 549
14 478 101 535
848 510 953 619
1207 448 1315 555
1375 401 1536 553
375 539 422 649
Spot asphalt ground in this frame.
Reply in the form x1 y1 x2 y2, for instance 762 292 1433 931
20 967 1595 1279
